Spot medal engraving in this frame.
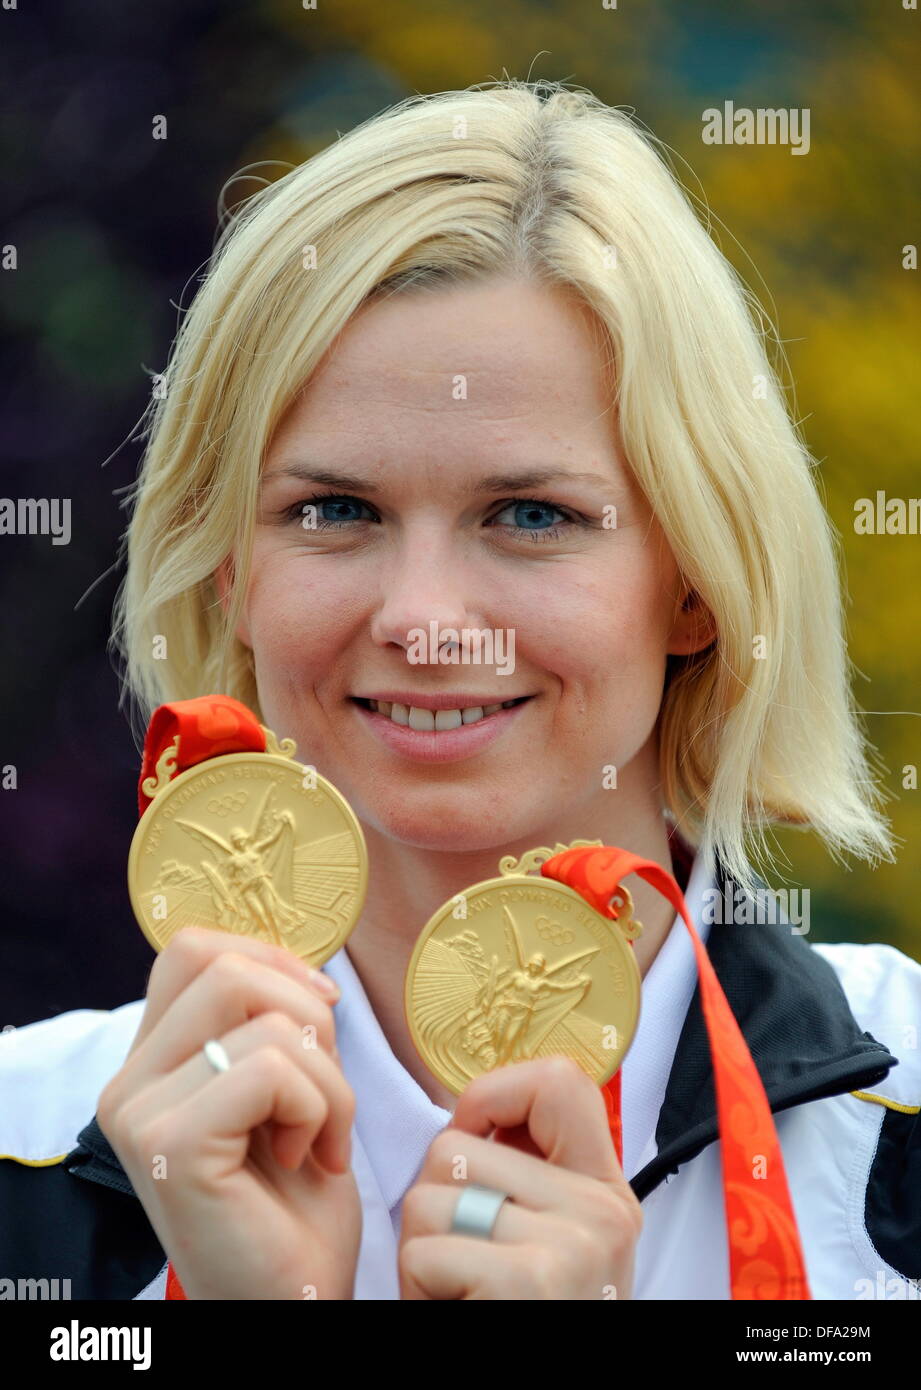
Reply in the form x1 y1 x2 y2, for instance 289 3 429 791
129 739 367 966
405 852 642 1095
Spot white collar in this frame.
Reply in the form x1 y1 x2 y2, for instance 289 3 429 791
323 844 714 1212
323 945 452 1213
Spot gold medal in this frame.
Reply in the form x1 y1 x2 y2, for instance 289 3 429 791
128 724 368 966
404 842 643 1095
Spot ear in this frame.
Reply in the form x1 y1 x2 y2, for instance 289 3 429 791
214 555 252 650
667 587 717 657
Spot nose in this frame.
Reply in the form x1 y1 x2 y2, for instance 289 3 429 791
368 524 489 658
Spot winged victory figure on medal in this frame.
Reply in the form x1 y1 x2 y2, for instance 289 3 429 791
412 904 608 1091
148 782 356 953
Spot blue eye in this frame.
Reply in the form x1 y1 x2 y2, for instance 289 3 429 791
282 492 578 542
489 499 573 540
283 495 377 529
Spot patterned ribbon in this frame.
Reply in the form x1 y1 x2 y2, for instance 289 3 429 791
541 845 811 1300
137 694 266 819
140 695 810 1301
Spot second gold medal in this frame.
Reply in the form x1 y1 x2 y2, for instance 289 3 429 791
404 843 643 1096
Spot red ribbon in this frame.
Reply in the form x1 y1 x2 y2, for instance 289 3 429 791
137 694 266 819
541 845 811 1300
142 696 810 1301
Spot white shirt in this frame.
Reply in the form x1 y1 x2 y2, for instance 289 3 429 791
5 840 918 1301
321 845 715 1299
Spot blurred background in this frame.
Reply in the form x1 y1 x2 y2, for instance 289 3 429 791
1 0 918 1025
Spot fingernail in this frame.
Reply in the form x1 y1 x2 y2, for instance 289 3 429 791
308 969 341 1000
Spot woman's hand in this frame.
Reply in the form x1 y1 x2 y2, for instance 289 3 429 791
397 1056 642 1300
97 926 361 1300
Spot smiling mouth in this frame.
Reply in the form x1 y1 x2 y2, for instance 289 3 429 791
350 695 532 731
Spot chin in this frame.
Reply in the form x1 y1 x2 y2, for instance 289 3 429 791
363 797 531 857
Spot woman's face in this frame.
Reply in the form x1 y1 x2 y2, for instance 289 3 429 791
218 276 707 852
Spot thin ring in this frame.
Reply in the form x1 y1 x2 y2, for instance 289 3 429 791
202 1038 231 1074
450 1183 511 1240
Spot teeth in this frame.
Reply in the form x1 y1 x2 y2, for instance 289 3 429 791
364 698 526 729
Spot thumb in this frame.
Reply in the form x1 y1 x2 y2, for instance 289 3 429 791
451 1056 623 1184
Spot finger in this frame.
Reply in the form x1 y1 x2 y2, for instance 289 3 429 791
187 1010 354 1173
402 1179 574 1246
104 950 341 1110
130 926 339 1053
450 1057 624 1185
413 1127 603 1215
400 1235 538 1301
134 1046 339 1187
119 1010 355 1175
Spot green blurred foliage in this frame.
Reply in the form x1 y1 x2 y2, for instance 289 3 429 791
241 0 919 954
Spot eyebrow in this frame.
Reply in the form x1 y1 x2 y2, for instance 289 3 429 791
262 462 613 493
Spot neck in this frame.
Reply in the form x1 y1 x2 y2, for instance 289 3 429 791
344 772 684 1112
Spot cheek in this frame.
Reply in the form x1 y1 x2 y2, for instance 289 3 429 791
512 556 671 683
245 552 354 674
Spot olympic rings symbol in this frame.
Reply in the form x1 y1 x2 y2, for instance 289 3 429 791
206 791 248 817
535 914 574 945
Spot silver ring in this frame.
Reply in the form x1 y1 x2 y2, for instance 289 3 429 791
202 1038 231 1074
450 1183 511 1239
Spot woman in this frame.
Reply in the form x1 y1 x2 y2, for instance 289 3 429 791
2 79 918 1301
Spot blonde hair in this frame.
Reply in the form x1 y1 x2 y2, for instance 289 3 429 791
111 77 894 896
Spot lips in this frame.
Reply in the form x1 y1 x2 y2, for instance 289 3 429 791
348 693 533 763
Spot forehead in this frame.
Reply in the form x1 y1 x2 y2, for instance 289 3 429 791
266 276 617 461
